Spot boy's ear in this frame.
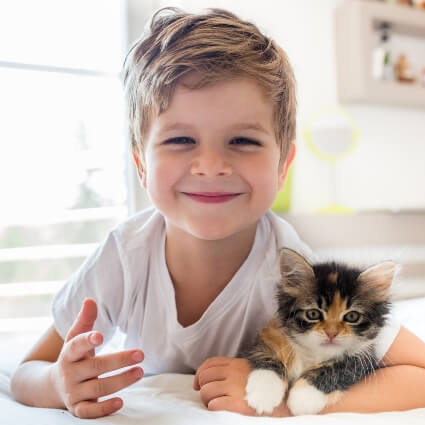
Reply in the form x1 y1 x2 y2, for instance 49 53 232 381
277 142 296 190
132 149 147 189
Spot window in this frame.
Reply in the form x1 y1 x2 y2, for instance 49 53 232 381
0 0 130 349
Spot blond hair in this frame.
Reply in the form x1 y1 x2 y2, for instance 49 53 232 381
123 7 296 166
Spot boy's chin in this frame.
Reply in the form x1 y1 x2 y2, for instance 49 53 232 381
187 223 237 241
164 209 261 242
181 215 252 241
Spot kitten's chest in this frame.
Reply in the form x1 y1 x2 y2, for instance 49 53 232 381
287 354 315 382
260 321 318 382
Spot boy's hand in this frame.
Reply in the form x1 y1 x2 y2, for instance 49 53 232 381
50 298 144 419
193 356 292 417
193 356 257 415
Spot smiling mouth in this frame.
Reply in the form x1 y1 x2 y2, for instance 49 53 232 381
181 192 242 203
184 192 241 196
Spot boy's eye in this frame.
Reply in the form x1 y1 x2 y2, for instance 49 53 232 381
162 136 261 146
163 137 195 145
230 137 262 146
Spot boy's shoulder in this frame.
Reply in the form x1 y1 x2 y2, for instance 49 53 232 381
111 206 165 252
264 210 316 263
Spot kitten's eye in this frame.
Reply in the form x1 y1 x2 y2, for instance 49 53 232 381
344 311 361 323
305 309 322 321
230 137 262 146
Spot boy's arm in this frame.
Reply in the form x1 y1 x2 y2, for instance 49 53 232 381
318 365 425 414
11 300 99 408
11 299 144 418
194 326 425 416
11 325 66 408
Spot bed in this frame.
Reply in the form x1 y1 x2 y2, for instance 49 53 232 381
2 296 425 425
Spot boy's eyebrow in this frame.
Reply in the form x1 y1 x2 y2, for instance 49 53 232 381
159 122 271 135
160 122 196 133
230 123 271 135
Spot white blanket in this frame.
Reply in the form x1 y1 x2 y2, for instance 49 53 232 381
1 373 425 425
2 297 425 424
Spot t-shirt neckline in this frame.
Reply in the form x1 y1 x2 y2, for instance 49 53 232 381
156 216 270 335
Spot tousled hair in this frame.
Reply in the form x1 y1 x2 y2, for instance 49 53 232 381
122 7 296 166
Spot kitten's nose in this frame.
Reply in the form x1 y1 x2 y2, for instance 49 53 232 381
325 330 339 341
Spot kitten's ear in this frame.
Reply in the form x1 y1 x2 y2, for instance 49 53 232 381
357 261 398 300
280 248 315 289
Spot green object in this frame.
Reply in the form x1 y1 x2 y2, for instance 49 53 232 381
318 204 356 215
271 166 293 212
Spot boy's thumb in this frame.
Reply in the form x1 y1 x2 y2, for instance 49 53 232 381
65 298 98 343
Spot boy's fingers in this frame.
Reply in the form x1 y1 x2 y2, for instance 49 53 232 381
194 357 231 390
208 396 256 416
77 366 143 401
199 381 228 407
63 331 103 364
207 395 232 412
200 357 232 370
76 349 144 381
73 397 123 419
65 298 98 343
196 366 227 389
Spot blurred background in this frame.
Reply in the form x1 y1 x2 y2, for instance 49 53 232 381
1 0 424 354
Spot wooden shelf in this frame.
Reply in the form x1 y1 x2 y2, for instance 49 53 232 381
334 0 425 108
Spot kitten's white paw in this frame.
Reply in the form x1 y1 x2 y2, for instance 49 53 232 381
245 369 287 415
287 379 328 416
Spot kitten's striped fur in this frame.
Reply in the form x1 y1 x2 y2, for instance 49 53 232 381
239 248 396 415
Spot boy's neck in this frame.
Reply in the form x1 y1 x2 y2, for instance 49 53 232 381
164 220 258 290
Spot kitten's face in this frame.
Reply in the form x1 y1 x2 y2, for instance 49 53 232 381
277 249 396 360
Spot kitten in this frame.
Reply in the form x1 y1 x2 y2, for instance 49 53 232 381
239 248 397 416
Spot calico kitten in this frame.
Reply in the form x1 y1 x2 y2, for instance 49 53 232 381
239 248 397 416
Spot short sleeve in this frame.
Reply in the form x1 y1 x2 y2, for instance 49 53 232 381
51 231 125 344
374 316 401 361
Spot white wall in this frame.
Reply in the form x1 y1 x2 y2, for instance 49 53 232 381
136 0 425 213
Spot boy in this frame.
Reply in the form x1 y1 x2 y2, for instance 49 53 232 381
11 7 425 419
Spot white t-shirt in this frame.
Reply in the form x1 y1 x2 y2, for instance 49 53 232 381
52 207 400 375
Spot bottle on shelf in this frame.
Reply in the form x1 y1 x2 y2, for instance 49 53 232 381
371 22 393 81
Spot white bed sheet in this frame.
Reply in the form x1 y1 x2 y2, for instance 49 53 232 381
1 373 425 425
2 297 425 425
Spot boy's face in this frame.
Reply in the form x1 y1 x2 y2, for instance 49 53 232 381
136 75 294 241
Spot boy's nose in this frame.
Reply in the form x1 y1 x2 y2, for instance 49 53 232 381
190 150 232 176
